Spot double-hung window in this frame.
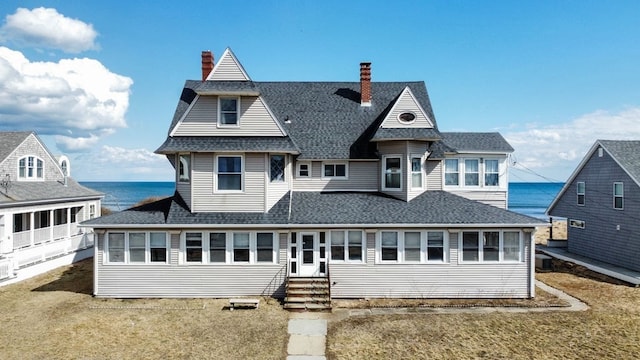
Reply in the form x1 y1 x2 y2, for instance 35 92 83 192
185 232 203 263
209 233 227 263
128 232 147 263
270 155 285 182
256 233 274 262
464 159 479 186
484 159 499 186
149 232 168 262
216 155 243 191
411 156 423 189
403 232 421 262
106 232 168 264
614 182 623 209
577 182 585 205
297 162 310 178
444 159 459 186
323 163 347 179
330 231 363 262
107 233 125 263
383 156 402 190
233 232 250 263
461 230 522 262
380 231 399 261
427 231 445 261
378 230 448 263
218 97 239 126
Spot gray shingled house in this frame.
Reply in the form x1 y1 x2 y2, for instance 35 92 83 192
83 48 544 306
0 131 102 285
547 140 640 272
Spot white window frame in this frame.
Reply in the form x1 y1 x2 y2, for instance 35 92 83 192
215 154 244 192
375 230 449 264
464 159 480 187
178 153 191 183
577 181 585 206
569 219 585 229
104 231 169 265
613 182 623 210
458 230 523 263
217 96 240 127
444 159 459 186
329 230 365 263
484 159 500 187
296 161 311 179
89 204 96 219
269 154 286 183
321 162 348 180
382 155 402 191
410 155 423 189
18 155 44 180
179 231 278 265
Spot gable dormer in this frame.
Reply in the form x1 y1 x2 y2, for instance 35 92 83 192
206 48 251 81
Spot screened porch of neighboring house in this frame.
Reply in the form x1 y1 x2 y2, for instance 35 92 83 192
1 205 95 275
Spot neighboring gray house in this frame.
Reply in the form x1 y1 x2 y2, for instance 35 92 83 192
83 48 544 305
547 140 640 272
0 131 102 285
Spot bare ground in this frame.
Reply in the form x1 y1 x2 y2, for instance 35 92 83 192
534 220 567 245
0 259 289 360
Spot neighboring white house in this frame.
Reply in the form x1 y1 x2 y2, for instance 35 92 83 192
83 48 544 308
0 131 102 285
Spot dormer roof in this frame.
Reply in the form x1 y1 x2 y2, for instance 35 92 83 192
205 48 251 81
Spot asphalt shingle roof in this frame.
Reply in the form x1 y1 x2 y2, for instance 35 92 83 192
599 140 640 184
155 136 299 154
0 178 103 207
371 128 442 142
440 132 514 153
0 131 31 163
83 191 542 227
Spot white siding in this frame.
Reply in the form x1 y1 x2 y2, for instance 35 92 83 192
425 160 442 191
292 161 378 191
380 88 433 128
192 153 265 212
407 141 429 201
172 96 284 136
448 190 508 209
208 51 249 81
266 154 291 211
330 230 531 298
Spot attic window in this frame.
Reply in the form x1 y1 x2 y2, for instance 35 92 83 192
398 112 416 124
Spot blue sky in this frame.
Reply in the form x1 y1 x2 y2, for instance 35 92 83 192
1 1 639 182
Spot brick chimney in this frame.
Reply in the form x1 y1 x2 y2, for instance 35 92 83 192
202 51 214 81
360 62 371 106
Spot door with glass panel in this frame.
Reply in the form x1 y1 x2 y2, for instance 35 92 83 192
298 233 318 276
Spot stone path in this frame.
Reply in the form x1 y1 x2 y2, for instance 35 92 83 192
286 312 328 360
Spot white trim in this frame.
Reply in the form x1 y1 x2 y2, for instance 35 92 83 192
84 223 546 230
613 182 624 210
206 48 251 81
178 230 278 265
321 161 348 180
169 94 200 136
576 181 585 206
269 154 286 183
410 154 424 189
381 155 402 191
374 230 449 264
458 230 524 264
104 231 170 265
217 96 241 128
177 153 191 183
296 161 311 179
17 155 45 181
214 154 244 193
380 86 434 128
328 229 365 263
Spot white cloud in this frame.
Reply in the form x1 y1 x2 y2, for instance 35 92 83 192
504 107 640 182
55 134 101 152
0 7 98 53
72 146 174 181
0 46 133 145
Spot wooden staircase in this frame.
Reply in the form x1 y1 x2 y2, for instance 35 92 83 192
284 277 331 312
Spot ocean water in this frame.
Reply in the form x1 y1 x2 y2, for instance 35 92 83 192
81 181 564 219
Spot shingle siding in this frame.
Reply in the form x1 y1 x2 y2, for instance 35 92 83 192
549 147 640 272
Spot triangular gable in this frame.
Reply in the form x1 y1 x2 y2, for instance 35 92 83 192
1 132 65 178
380 87 434 129
169 94 286 137
206 48 251 81
546 140 640 214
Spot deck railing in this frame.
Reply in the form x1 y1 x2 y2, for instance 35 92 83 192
14 232 94 268
0 258 12 280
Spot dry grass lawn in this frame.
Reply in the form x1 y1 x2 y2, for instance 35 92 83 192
328 268 640 359
0 259 288 360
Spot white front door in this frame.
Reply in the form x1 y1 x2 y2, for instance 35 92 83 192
298 232 318 276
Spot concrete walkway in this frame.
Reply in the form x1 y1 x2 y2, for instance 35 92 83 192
287 312 329 360
285 280 587 358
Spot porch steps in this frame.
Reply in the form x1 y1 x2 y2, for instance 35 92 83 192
284 277 331 312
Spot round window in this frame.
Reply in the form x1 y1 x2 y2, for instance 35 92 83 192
398 112 416 123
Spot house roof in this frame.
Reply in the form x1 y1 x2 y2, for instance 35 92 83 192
439 132 514 153
546 139 640 214
371 128 442 142
0 178 103 208
156 136 300 154
0 131 32 163
82 190 543 228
